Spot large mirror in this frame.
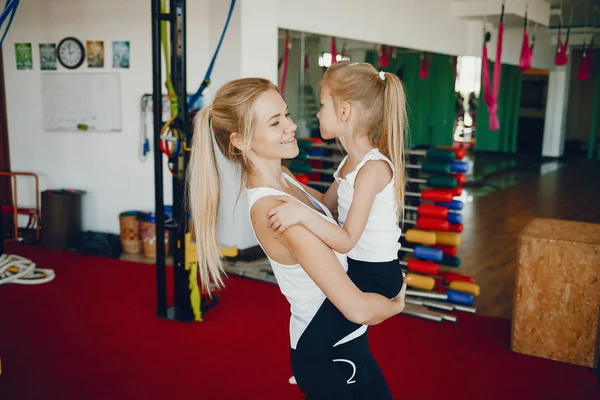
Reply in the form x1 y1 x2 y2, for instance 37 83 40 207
277 29 483 150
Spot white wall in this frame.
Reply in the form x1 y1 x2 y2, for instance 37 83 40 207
3 0 560 241
205 0 279 250
240 0 278 81
278 0 472 58
3 0 209 233
277 0 555 71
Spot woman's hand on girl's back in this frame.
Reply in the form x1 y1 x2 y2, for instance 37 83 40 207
394 274 411 313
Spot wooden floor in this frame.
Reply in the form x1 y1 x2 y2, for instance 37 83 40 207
457 159 600 319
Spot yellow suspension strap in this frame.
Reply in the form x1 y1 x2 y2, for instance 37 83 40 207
184 231 238 321
158 0 182 177
160 0 178 117
184 232 203 321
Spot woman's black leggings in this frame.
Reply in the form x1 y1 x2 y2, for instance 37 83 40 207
290 259 402 399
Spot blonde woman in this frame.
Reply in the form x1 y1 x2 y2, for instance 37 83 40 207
188 78 408 399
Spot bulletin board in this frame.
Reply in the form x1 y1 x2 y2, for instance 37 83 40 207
41 73 122 132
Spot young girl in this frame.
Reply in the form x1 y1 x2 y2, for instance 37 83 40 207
188 77 408 399
267 60 407 300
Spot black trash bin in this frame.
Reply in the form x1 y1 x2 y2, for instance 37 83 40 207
41 189 86 249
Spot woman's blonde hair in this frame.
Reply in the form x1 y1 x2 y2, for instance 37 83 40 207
322 61 408 220
187 78 279 294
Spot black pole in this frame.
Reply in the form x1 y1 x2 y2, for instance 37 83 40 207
151 0 167 319
170 0 193 322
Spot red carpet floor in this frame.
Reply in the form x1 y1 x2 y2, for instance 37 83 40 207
0 244 598 400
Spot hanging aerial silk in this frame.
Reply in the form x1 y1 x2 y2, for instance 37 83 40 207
554 28 569 66
451 56 457 83
519 9 534 71
280 31 290 97
577 9 593 81
578 38 593 81
379 45 393 68
187 0 237 110
555 6 572 66
419 52 430 80
481 4 504 131
330 37 337 64
340 42 348 60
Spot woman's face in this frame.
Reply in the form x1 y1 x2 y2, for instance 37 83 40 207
249 89 299 160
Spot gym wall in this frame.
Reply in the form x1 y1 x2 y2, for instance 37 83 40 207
565 49 600 154
278 0 555 71
2 0 211 233
3 0 561 243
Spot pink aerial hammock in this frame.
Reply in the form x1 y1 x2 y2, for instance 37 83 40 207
481 3 504 131
555 4 572 66
379 45 393 68
578 10 593 81
519 8 534 71
578 38 594 81
330 37 337 64
419 52 431 80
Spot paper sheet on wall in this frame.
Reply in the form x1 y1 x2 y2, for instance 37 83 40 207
42 73 121 132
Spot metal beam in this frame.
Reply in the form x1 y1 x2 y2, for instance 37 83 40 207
151 0 167 319
169 0 194 323
152 0 193 322
452 0 551 27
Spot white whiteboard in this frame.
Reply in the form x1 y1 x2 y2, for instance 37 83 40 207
42 73 121 132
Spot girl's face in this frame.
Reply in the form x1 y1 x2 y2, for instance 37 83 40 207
316 84 341 140
249 89 299 160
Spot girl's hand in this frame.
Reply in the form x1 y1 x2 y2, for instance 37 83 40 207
266 196 310 234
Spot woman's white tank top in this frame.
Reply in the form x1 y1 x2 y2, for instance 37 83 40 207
246 173 366 349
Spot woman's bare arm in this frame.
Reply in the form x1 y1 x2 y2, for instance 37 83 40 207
270 160 390 253
251 196 405 325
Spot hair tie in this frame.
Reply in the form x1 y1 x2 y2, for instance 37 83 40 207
379 71 386 81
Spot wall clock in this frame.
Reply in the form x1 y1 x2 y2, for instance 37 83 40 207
57 37 85 69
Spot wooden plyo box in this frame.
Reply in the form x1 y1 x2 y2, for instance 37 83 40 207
512 218 600 367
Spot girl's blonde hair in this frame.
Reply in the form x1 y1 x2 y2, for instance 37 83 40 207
187 78 279 293
322 61 408 220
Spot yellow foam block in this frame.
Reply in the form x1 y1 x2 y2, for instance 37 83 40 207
406 273 435 291
449 281 480 296
405 229 436 246
435 231 461 247
220 246 239 258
